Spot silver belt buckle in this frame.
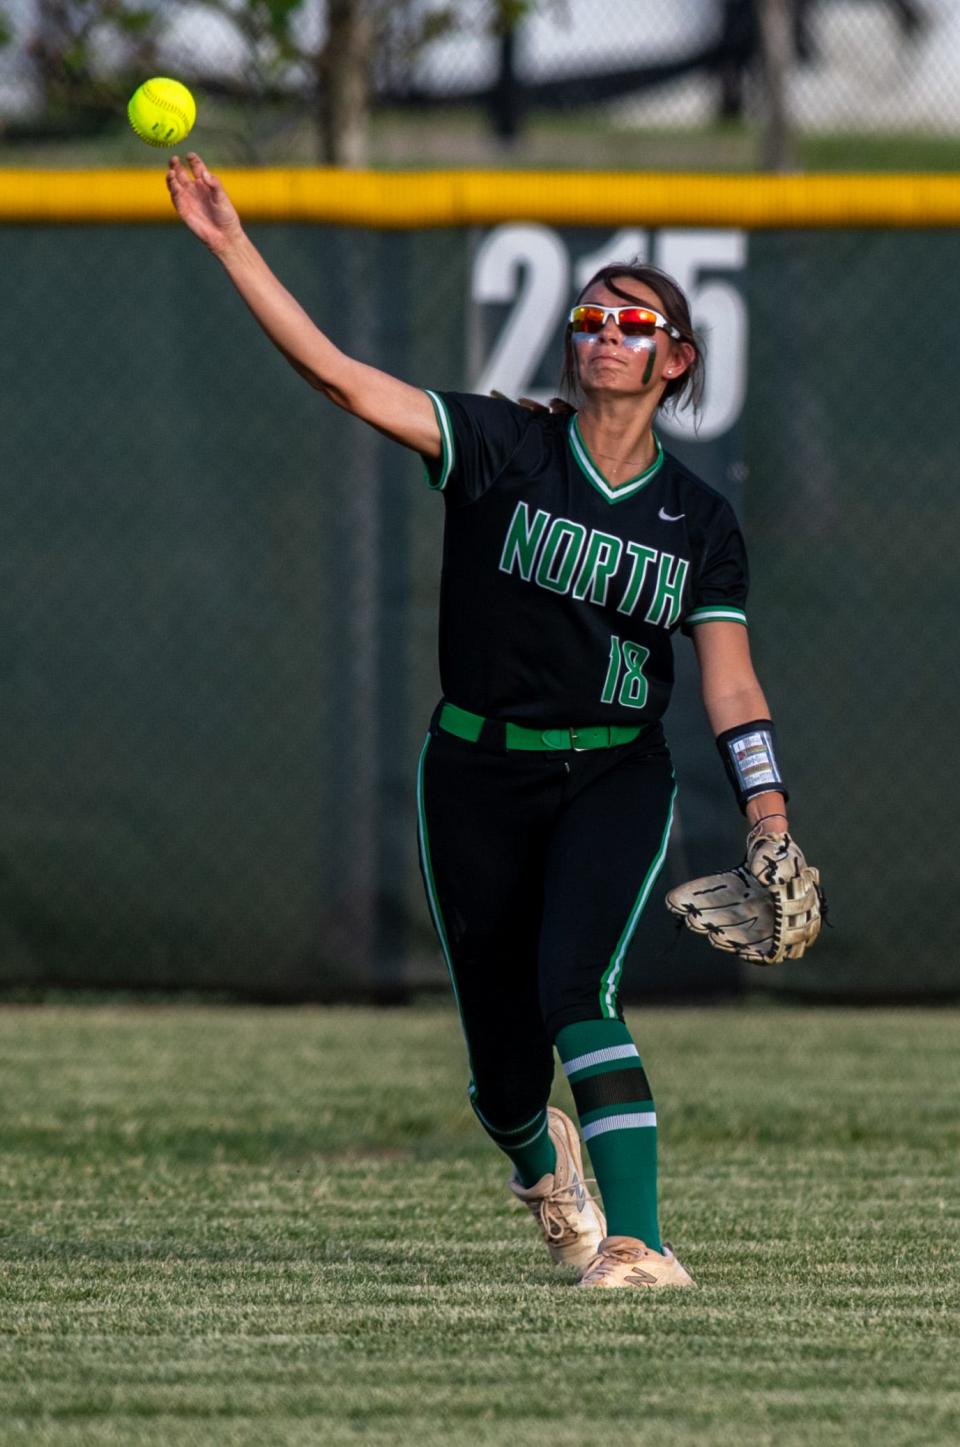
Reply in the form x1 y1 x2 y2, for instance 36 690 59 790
569 727 589 752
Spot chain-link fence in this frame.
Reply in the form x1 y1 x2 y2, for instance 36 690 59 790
0 1 955 999
0 222 461 999
0 209 956 1000
1 2 959 167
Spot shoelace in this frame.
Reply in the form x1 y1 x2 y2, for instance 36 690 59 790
580 1239 654 1279
529 1178 601 1243
597 1241 648 1264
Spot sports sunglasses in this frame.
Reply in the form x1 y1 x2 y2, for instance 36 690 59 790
568 303 680 340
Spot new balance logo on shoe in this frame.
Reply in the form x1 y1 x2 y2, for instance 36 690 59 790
577 1236 696 1289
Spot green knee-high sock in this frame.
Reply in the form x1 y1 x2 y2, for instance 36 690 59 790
469 1097 557 1188
555 1019 662 1251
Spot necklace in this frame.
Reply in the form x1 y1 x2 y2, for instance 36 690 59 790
576 414 662 477
590 445 656 470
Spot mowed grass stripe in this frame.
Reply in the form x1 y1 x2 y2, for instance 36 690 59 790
0 1004 956 1446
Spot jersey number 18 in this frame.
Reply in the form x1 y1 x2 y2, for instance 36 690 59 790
601 636 650 709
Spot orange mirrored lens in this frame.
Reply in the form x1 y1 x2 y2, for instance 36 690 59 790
570 306 607 333
617 308 658 335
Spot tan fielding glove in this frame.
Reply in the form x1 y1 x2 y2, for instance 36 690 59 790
665 831 823 966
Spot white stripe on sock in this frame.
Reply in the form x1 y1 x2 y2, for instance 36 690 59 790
561 1043 639 1078
582 1112 657 1141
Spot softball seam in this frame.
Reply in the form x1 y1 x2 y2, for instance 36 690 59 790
129 83 194 145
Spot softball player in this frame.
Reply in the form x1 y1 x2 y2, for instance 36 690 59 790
167 153 792 1290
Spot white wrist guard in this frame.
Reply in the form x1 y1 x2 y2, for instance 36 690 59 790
716 719 787 812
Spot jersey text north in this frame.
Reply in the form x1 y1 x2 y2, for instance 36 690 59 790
498 501 690 628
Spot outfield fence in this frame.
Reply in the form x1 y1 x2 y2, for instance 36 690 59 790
0 171 956 1001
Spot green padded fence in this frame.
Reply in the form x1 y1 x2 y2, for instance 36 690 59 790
0 215 954 999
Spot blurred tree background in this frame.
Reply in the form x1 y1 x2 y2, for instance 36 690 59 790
0 0 956 170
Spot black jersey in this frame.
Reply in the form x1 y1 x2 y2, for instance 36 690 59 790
423 390 748 729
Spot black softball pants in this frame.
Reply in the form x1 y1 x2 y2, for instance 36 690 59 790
416 714 676 1131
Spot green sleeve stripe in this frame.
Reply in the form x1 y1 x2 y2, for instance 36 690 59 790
423 389 455 491
685 606 748 627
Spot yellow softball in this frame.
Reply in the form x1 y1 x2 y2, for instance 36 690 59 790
128 77 197 148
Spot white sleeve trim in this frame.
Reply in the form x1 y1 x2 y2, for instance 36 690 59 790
685 606 748 627
423 389 455 491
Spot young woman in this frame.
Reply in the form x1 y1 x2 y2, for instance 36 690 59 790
167 153 797 1289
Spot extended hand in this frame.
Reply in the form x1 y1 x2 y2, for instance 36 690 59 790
166 152 243 255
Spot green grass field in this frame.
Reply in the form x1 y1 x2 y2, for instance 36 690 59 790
0 1002 956 1445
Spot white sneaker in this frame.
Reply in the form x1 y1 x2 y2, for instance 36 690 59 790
577 1235 696 1289
508 1107 606 1272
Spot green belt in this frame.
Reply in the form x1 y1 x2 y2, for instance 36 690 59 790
438 701 644 753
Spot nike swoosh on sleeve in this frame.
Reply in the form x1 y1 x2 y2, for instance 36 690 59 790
658 507 685 522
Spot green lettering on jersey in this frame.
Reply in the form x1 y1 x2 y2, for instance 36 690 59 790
535 518 588 594
498 502 550 581
645 552 690 628
617 541 658 616
572 530 623 605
